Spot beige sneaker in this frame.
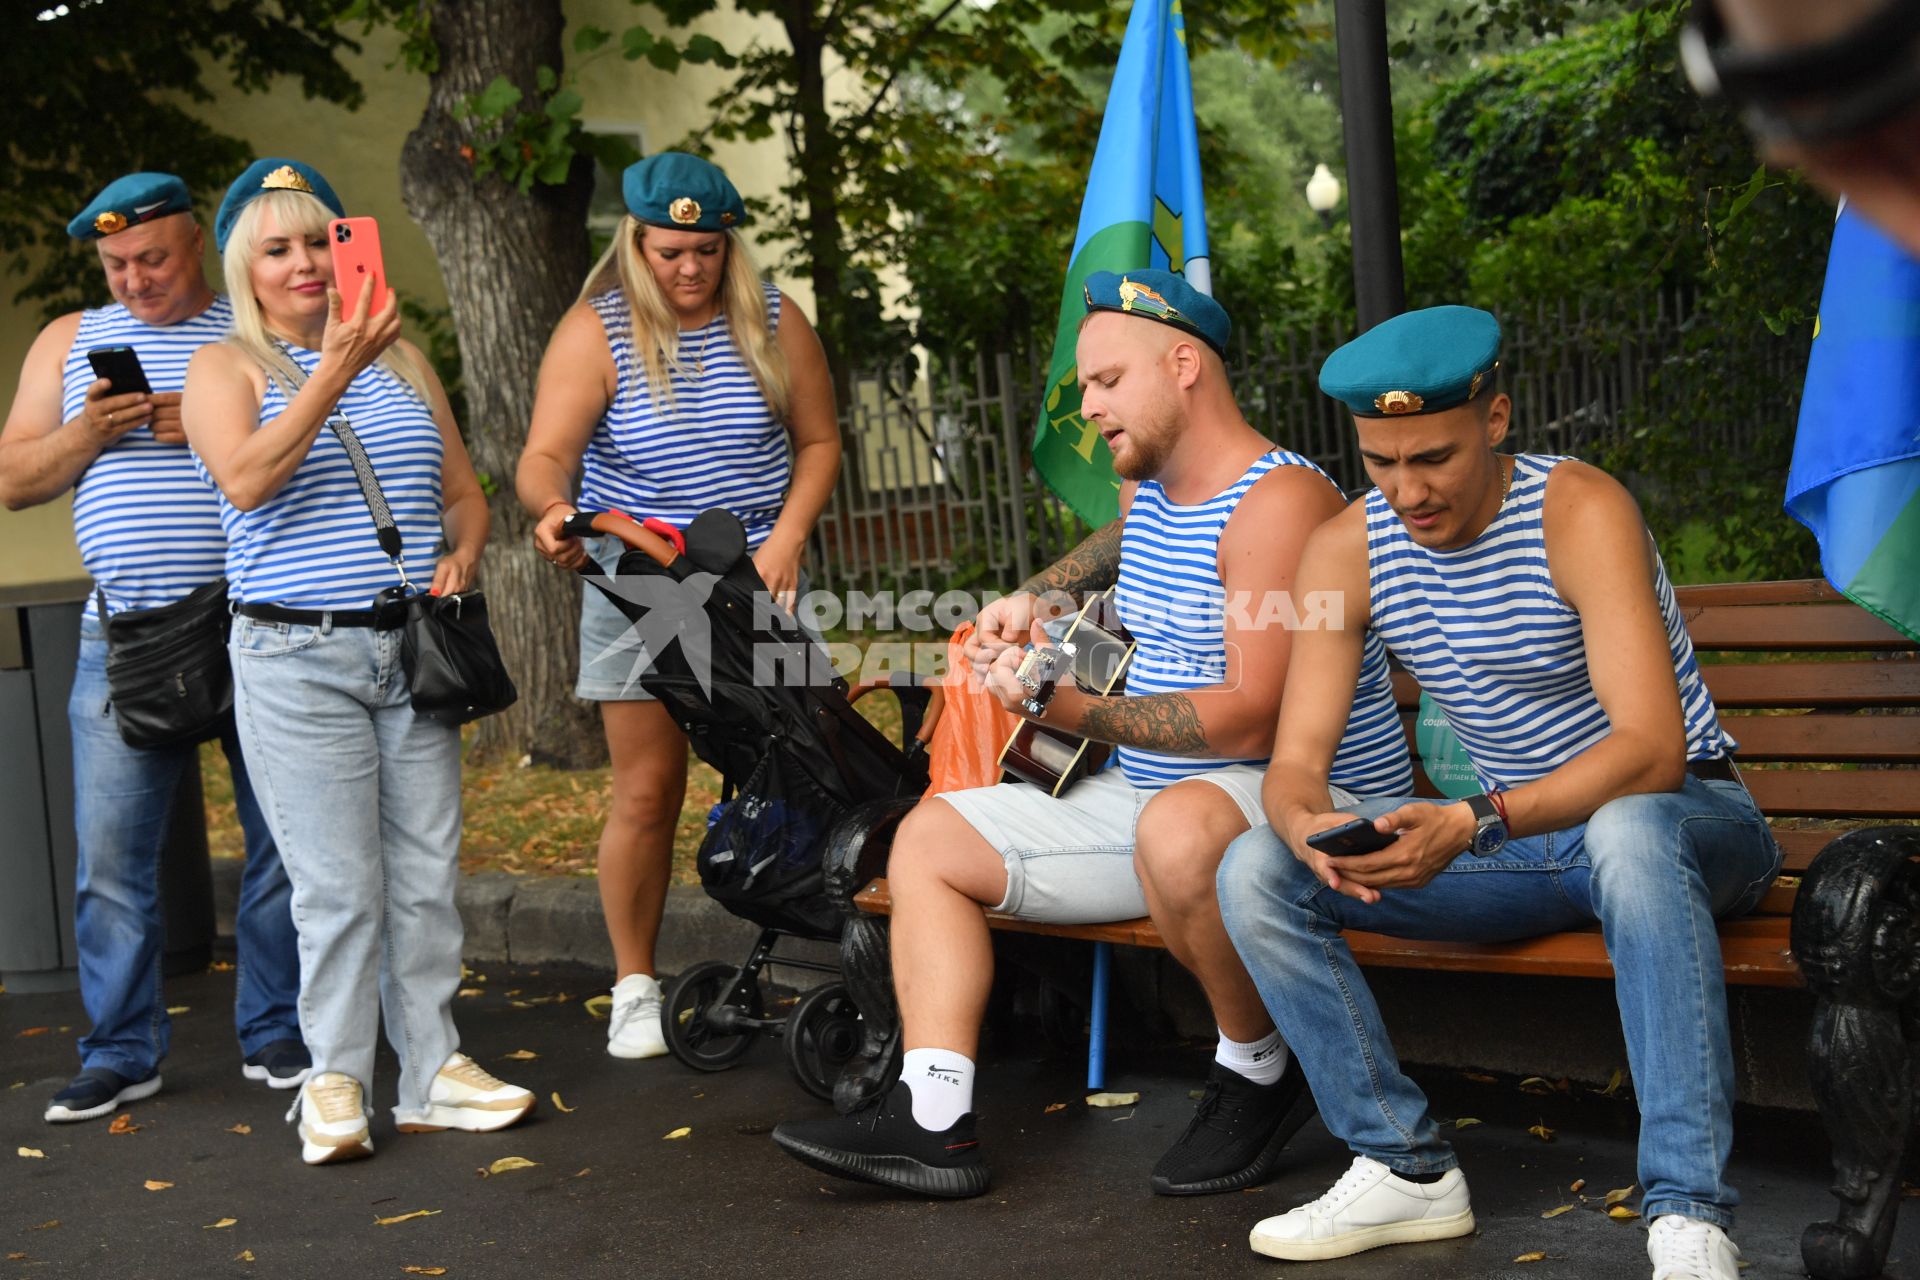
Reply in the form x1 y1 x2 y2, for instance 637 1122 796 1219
291 1071 373 1166
395 1052 535 1133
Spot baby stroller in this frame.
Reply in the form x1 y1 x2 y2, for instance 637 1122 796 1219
562 509 934 1099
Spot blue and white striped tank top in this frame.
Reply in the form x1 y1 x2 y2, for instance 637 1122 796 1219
220 346 444 609
1115 450 1414 794
1365 453 1736 790
579 283 791 547
62 297 234 619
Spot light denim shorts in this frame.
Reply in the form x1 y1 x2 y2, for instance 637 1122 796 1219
937 763 1272 924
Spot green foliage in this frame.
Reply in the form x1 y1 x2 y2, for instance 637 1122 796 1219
4 0 365 315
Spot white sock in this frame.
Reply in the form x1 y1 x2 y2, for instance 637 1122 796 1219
899 1047 975 1131
1215 1029 1288 1086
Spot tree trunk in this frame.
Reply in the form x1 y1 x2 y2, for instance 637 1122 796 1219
399 0 604 767
781 0 852 385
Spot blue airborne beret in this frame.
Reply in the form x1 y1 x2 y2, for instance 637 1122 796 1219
1081 268 1230 357
623 152 747 232
1318 305 1503 417
214 159 345 253
68 173 193 241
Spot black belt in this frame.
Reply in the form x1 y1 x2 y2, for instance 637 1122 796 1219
1687 756 1740 784
236 602 406 631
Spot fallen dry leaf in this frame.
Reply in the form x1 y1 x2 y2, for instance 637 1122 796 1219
373 1209 442 1227
109 1114 140 1135
209 960 235 972
1604 1185 1637 1207
401 1269 447 1276
227 1124 252 1136
511 1001 534 1010
457 988 483 998
501 1049 538 1061
1463 1071 1497 1084
165 1006 189 1015
204 1218 237 1230
1570 1178 1587 1193
583 994 612 1020
1518 1076 1556 1094
1454 1117 1483 1130
7 1254 25 1262
1515 1252 1548 1263
1608 1205 1642 1221
29 1221 57 1231
663 1127 692 1140
144 1180 173 1191
7 1081 22 1089
18 1147 45 1159
487 1156 539 1175
1540 1205 1575 1219
1598 1067 1625 1097
1085 1092 1141 1108
1044 1102 1068 1114
571 1168 591 1178
235 1251 255 1263
551 1092 575 1114
17 1027 51 1037
1528 1124 1556 1142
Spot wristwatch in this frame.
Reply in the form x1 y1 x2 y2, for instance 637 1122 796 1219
1464 793 1509 858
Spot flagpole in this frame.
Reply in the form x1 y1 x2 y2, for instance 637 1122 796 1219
1335 0 1406 330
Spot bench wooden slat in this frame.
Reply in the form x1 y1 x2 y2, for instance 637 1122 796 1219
1740 767 1920 819
1702 661 1920 708
1719 715 1920 763
1672 579 1842 607
1678 603 1915 651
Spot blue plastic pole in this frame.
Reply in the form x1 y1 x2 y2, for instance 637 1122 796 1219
1088 941 1112 1090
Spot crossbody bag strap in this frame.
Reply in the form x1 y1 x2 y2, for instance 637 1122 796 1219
278 348 411 589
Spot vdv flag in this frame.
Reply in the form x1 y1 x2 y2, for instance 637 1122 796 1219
1786 206 1920 644
1032 0 1210 527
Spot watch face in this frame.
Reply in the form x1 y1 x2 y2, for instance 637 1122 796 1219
1473 822 1507 857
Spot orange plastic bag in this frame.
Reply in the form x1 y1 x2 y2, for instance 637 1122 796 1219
925 622 1019 796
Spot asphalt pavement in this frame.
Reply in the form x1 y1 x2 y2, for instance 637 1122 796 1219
5 962 1916 1280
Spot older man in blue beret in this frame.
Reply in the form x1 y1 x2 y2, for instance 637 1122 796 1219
0 172 307 1124
773 269 1414 1200
1215 305 1779 1280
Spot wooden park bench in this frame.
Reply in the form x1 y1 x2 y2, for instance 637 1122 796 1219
826 579 1918 1280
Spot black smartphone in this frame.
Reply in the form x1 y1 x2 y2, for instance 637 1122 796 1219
87 346 152 396
1306 817 1400 857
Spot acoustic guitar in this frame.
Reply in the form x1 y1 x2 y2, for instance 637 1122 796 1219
997 587 1137 796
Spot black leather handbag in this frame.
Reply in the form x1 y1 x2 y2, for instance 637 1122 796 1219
99 578 234 749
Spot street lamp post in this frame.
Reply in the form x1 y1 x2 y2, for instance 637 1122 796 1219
1306 162 1342 227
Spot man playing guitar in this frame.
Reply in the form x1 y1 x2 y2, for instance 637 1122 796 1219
772 269 1412 1199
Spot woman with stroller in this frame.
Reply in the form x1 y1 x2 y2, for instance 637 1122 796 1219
183 158 534 1165
516 152 841 1060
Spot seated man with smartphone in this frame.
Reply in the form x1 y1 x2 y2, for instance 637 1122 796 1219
1216 306 1781 1280
771 269 1413 1200
0 173 307 1122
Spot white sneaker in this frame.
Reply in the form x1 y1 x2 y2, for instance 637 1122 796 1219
394 1052 535 1133
1248 1154 1475 1261
289 1072 373 1166
607 973 667 1060
1648 1214 1742 1279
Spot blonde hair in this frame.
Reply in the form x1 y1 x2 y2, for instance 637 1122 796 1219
220 189 434 405
577 216 790 419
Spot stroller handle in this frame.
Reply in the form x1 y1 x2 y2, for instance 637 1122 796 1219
560 510 682 570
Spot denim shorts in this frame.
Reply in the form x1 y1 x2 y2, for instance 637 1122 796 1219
937 763 1275 924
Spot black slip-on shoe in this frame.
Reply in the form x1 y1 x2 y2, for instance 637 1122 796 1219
44 1066 163 1124
1149 1059 1317 1196
771 1083 990 1199
242 1039 313 1090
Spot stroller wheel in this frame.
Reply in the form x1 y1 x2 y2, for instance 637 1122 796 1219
663 960 764 1072
784 982 863 1102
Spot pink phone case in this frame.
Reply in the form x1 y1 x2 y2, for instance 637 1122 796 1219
327 217 387 317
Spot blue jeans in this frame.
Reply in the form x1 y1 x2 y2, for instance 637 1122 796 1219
69 622 300 1079
229 614 463 1117
1216 778 1781 1230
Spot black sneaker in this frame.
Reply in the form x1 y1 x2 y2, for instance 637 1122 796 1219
44 1066 162 1124
771 1082 990 1199
1149 1059 1316 1196
242 1039 313 1090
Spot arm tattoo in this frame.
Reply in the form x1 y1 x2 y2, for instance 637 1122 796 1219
1017 518 1124 599
1078 691 1211 756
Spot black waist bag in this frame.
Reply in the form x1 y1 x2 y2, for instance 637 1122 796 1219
101 578 233 750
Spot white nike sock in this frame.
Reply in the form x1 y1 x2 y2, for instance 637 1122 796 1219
1215 1029 1288 1086
899 1047 976 1131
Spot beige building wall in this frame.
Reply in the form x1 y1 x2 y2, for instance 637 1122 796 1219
0 4 822 588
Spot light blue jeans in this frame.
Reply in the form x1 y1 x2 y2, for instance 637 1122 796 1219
229 614 463 1117
1217 777 1781 1229
69 621 300 1079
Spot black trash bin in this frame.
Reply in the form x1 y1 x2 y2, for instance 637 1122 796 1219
0 582 214 993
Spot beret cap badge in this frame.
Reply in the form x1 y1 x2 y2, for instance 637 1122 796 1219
1118 278 1172 316
261 164 314 194
1375 389 1425 415
669 197 702 225
93 211 128 235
